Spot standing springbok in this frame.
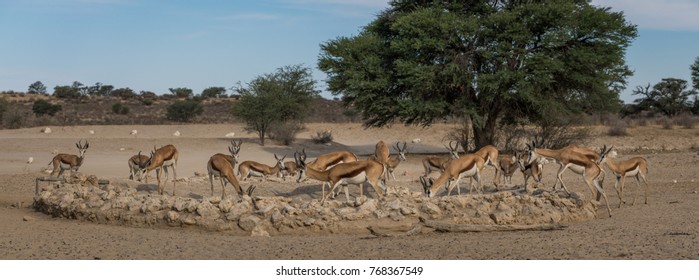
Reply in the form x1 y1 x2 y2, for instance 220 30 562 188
280 161 298 181
526 141 612 217
143 144 179 196
368 141 408 181
299 149 358 197
516 150 544 190
599 146 650 207
497 153 518 185
474 145 501 188
237 154 286 181
419 153 485 197
207 153 255 199
48 140 89 178
422 141 460 177
295 151 385 205
128 151 151 181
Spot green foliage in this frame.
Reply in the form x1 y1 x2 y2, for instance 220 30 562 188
112 103 130 115
169 87 193 99
632 78 697 117
201 87 227 99
141 99 154 106
318 0 637 147
85 82 114 96
27 81 47 94
53 85 80 99
692 57 699 91
311 130 334 144
111 87 136 99
3 111 24 129
231 64 319 145
32 99 62 116
167 100 203 122
0 97 8 123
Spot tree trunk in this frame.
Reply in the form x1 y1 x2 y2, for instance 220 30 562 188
472 115 498 149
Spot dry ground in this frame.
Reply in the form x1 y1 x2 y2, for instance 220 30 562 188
1 123 698 259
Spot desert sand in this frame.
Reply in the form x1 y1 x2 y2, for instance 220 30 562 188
1 123 698 259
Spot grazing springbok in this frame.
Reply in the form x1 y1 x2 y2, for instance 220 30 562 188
48 140 89 178
238 154 286 181
497 153 519 185
526 141 612 217
422 141 460 177
295 151 385 205
598 146 650 207
128 151 151 181
207 153 256 199
420 153 485 197
143 144 179 196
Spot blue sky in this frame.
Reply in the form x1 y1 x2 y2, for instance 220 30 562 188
1 0 698 103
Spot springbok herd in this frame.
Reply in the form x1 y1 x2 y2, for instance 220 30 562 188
48 139 649 217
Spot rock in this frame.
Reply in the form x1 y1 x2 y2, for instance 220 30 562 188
22 216 35 222
225 132 236 138
251 225 270 237
387 199 401 210
411 138 421 143
89 130 95 134
173 131 181 137
421 202 442 215
400 206 417 216
196 201 220 218
41 127 52 134
226 201 253 221
218 198 235 213
238 215 261 231
166 211 179 223
303 218 316 226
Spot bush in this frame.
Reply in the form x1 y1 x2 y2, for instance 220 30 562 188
3 111 24 129
270 122 304 146
141 99 154 106
112 103 130 115
607 121 629 136
32 99 62 116
0 97 8 123
166 100 203 122
311 130 334 144
675 114 697 129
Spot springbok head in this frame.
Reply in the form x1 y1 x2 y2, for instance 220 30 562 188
294 149 308 183
394 141 408 161
274 154 287 171
444 141 459 159
228 140 242 164
76 139 89 158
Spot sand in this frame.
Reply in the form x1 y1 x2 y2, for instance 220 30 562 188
1 123 698 259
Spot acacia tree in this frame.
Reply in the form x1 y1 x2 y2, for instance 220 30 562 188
633 78 697 117
231 65 319 146
27 81 47 94
318 0 637 148
691 57 699 91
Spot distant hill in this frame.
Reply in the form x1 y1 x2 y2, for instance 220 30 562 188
0 93 356 128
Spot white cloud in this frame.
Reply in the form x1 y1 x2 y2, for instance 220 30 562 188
592 0 699 31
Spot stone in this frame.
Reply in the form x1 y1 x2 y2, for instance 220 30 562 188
251 225 270 237
420 202 442 215
196 201 220 218
166 211 179 223
238 214 261 231
22 216 35 222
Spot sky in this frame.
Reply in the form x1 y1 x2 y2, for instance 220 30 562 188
1 0 698 104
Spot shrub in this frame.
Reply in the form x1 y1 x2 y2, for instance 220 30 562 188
312 130 334 144
112 103 130 115
660 117 674 129
166 100 203 122
32 99 62 116
141 99 154 106
675 114 697 129
607 121 629 136
3 111 24 129
0 97 8 122
270 122 304 146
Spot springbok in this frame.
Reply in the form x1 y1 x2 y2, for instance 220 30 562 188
497 153 518 185
280 161 298 181
237 154 286 181
419 153 485 197
298 149 358 197
48 140 89 178
422 141 460 177
474 145 501 188
128 151 151 181
599 146 650 207
516 150 544 190
295 150 385 205
368 141 408 180
143 144 179 196
207 153 256 199
526 141 612 217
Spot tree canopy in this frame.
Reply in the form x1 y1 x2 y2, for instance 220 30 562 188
318 0 637 147
231 64 319 145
